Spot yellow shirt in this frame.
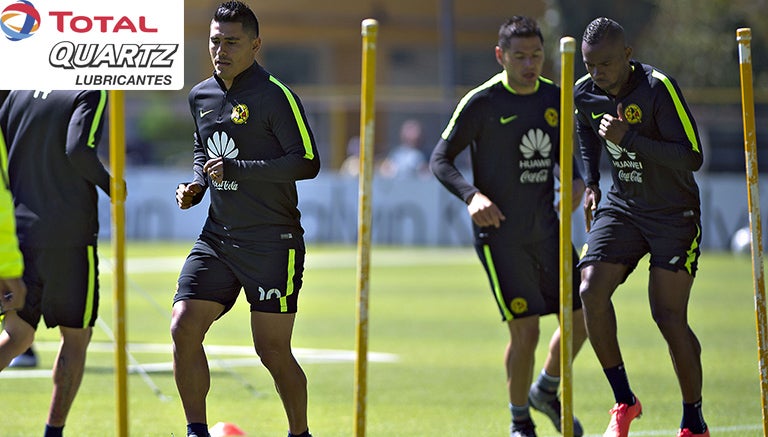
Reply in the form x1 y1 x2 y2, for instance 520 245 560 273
0 127 23 278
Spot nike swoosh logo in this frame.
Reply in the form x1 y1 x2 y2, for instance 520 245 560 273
591 112 606 119
500 115 518 124
200 109 215 118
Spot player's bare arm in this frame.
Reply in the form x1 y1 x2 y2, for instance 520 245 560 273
467 192 506 228
583 184 601 232
572 178 586 212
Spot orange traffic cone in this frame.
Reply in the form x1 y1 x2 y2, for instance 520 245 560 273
209 422 246 437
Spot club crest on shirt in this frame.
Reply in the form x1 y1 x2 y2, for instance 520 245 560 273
623 103 642 124
544 107 558 127
231 104 249 124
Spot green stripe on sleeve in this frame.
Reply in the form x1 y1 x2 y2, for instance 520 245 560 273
269 76 315 160
87 90 108 149
0 127 9 188
575 73 591 86
651 70 699 153
441 72 504 140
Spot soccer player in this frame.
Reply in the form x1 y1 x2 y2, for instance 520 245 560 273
171 2 320 437
0 126 25 317
0 89 37 370
574 17 708 437
0 89 117 437
430 16 588 437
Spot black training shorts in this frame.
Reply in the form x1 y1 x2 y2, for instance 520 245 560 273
474 233 582 322
174 231 305 316
578 207 702 279
18 245 99 329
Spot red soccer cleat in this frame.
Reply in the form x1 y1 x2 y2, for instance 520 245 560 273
603 397 642 437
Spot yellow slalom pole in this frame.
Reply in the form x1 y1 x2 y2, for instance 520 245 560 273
108 90 128 437
354 18 378 437
737 27 768 435
558 36 576 437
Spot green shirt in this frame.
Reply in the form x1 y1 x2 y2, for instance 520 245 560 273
0 127 22 278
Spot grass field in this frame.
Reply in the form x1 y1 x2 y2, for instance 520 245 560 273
0 242 764 436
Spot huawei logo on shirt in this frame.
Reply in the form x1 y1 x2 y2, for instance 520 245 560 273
207 131 240 191
606 140 643 183
518 128 552 184
207 131 239 159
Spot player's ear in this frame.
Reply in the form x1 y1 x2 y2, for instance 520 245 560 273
495 46 504 66
624 46 632 61
252 37 262 55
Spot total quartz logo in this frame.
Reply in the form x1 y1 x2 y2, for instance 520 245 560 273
0 0 184 90
0 0 40 41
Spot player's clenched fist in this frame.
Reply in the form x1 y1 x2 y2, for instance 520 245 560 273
176 182 203 209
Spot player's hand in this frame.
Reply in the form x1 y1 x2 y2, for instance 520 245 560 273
176 182 203 210
584 184 601 232
204 157 225 184
467 192 506 228
0 277 27 314
598 103 629 145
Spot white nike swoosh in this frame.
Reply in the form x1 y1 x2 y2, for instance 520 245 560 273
200 109 214 118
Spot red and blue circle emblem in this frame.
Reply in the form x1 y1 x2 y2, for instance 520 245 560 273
1 0 41 41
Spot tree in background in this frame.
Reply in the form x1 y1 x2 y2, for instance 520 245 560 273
556 0 768 88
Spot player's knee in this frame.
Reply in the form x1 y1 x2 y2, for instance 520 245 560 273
60 326 92 349
507 318 540 351
650 306 687 334
254 343 292 370
170 313 205 344
578 280 600 308
578 272 616 309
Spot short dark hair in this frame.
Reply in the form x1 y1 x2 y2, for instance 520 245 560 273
214 1 259 38
582 17 625 46
498 16 543 50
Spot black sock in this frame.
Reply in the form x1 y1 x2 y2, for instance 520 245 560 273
681 399 707 433
288 429 311 437
603 363 635 405
43 425 64 437
187 422 209 437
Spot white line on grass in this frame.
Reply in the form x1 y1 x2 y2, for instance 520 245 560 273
2 344 760 436
101 248 477 274
0 341 398 380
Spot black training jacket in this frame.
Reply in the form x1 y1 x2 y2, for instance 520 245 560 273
0 90 110 247
574 61 702 218
187 61 320 241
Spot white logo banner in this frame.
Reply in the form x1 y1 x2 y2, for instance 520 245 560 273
0 0 184 89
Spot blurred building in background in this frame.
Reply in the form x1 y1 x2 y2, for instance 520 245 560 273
119 0 768 174
124 0 551 169
107 0 768 249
